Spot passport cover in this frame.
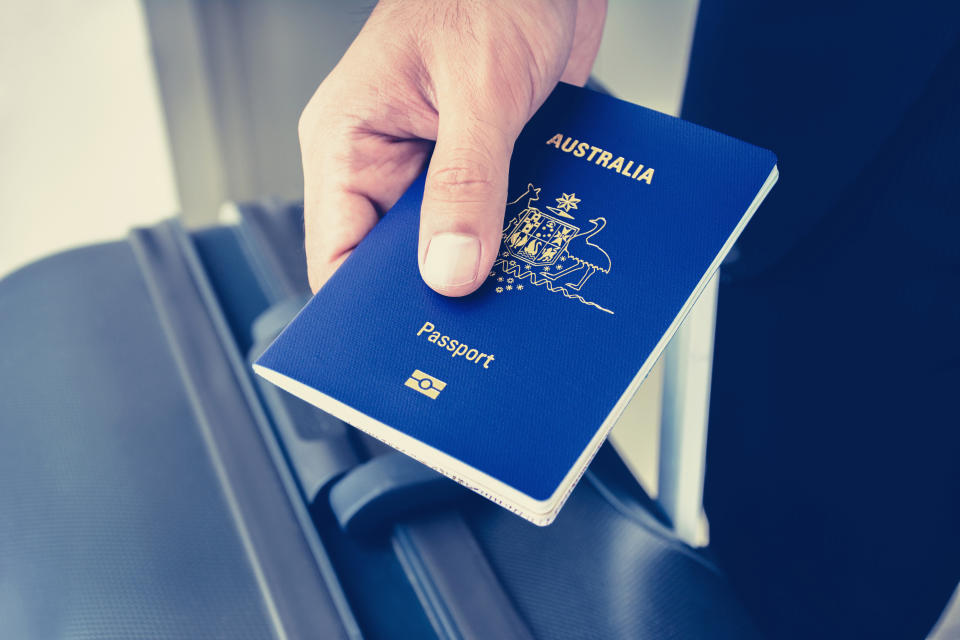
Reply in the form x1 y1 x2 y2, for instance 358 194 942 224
254 82 778 525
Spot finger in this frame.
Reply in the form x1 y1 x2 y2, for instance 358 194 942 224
418 111 516 296
304 187 379 293
303 132 430 293
562 0 608 86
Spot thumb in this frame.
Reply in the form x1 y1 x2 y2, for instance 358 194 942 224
418 111 517 296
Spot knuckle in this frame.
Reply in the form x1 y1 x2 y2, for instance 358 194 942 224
426 159 496 203
297 106 310 140
298 86 334 143
298 100 318 144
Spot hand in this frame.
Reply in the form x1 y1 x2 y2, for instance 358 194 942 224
299 0 606 295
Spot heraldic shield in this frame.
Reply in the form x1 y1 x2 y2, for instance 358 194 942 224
504 208 579 268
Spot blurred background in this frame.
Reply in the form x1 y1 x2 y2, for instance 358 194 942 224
0 0 699 502
0 0 698 279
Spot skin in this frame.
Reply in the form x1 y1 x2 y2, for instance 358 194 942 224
299 0 607 295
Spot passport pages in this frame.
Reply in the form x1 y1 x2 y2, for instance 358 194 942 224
254 82 778 525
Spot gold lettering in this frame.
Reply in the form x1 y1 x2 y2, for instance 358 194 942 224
542 134 655 186
417 321 495 369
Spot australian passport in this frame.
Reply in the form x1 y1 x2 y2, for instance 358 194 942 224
254 82 778 525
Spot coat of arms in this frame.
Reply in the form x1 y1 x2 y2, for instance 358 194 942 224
491 184 613 314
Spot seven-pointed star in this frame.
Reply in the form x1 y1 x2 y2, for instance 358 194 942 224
555 193 581 212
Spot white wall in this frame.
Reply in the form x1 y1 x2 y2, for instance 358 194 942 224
593 0 699 115
594 0 701 496
0 0 179 278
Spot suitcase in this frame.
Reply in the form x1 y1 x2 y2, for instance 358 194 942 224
0 202 760 639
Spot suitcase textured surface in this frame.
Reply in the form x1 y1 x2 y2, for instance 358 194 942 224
0 206 759 639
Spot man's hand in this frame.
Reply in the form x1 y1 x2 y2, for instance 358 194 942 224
299 0 606 295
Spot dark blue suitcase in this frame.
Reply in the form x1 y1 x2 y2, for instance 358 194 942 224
0 203 759 639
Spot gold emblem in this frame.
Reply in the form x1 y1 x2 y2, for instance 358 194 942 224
504 207 580 268
404 369 447 399
493 184 613 314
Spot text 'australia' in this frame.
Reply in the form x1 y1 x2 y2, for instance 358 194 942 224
545 133 654 184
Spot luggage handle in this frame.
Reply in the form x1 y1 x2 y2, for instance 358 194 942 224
329 452 471 537
234 202 537 640
130 220 361 639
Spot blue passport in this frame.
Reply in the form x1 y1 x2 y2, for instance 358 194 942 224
254 82 777 525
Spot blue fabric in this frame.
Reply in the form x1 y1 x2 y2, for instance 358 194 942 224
683 3 960 638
